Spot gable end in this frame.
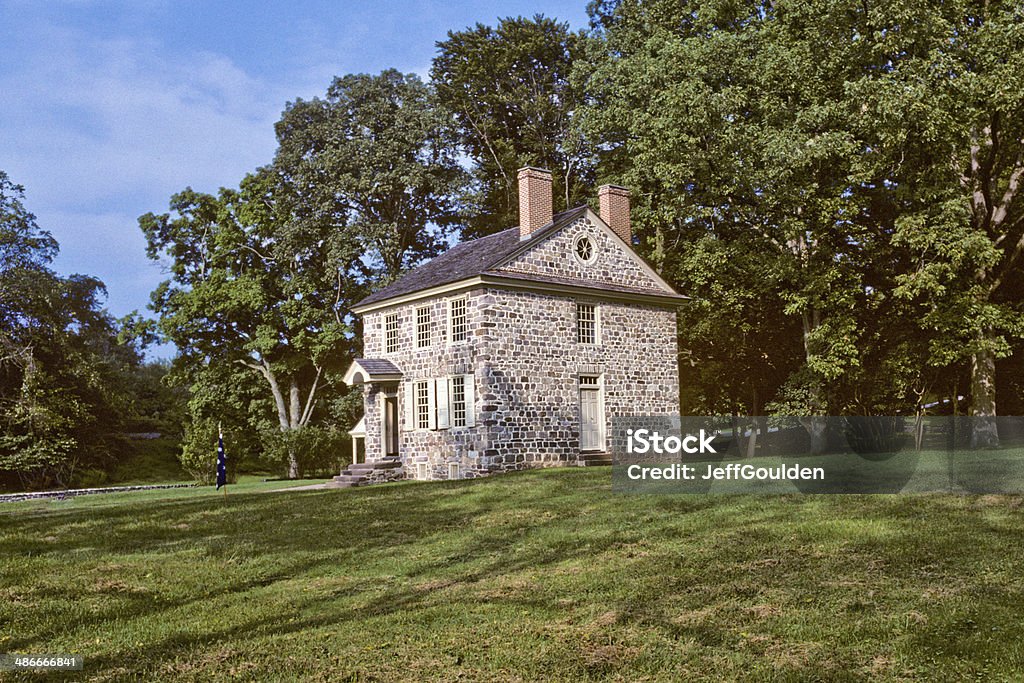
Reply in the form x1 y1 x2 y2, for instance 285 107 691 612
489 209 676 295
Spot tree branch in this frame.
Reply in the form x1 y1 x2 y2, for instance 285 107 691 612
299 364 323 427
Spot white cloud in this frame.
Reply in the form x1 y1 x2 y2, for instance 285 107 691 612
0 22 281 210
0 12 298 337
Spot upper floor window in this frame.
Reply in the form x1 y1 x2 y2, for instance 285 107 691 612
385 312 400 353
448 296 468 344
577 303 597 345
416 306 431 348
573 234 598 265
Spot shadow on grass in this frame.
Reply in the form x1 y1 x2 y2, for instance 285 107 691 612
3 469 1023 680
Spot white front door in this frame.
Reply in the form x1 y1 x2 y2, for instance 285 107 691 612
579 379 603 451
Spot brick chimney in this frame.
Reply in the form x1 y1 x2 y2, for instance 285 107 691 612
518 167 553 240
598 184 632 244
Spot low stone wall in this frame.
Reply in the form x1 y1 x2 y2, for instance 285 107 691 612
0 483 196 504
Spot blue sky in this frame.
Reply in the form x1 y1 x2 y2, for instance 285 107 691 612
0 0 589 357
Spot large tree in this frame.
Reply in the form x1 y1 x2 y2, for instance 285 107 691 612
582 0 1023 451
274 69 465 284
855 0 1024 447
582 0 893 450
432 15 594 236
141 169 354 478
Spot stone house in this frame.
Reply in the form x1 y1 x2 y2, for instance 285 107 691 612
338 167 682 485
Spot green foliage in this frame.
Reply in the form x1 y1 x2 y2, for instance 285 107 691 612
142 71 461 479
260 426 350 479
0 171 155 491
179 418 234 485
109 437 187 486
433 15 595 237
275 69 467 282
581 0 1024 422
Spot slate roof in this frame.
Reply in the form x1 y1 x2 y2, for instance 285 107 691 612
351 358 402 376
352 206 683 310
355 208 587 309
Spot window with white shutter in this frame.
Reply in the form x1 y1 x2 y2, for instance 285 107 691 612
436 378 450 429
450 376 466 428
415 380 430 430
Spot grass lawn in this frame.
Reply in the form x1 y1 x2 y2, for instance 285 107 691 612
1 469 1022 681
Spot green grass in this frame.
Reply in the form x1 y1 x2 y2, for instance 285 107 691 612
1 469 1022 681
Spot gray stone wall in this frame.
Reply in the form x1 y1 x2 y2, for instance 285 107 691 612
361 292 490 479
476 288 678 473
496 216 665 293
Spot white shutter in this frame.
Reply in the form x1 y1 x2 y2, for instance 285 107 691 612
403 383 415 431
427 380 437 430
464 374 476 427
436 377 450 429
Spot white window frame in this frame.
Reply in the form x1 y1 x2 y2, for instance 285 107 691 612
444 374 475 430
416 462 429 480
416 305 431 348
450 375 467 428
415 380 430 430
572 233 599 266
447 296 469 345
448 463 461 480
577 303 598 345
384 312 401 354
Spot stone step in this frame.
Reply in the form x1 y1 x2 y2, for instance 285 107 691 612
333 473 368 483
577 452 612 467
348 458 401 471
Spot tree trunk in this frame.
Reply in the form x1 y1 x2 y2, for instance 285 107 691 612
250 360 300 478
744 388 760 459
241 358 321 479
745 421 758 459
287 379 302 478
969 331 999 449
800 308 828 454
800 416 828 455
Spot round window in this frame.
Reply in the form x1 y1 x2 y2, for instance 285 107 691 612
573 234 598 265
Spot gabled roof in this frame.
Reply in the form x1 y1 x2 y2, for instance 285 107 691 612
342 358 403 385
352 206 684 312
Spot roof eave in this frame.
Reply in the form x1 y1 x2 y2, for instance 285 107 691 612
478 273 688 307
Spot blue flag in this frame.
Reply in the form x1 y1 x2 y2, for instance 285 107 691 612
216 430 227 490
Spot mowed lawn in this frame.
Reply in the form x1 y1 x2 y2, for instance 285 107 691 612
1 470 1022 681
